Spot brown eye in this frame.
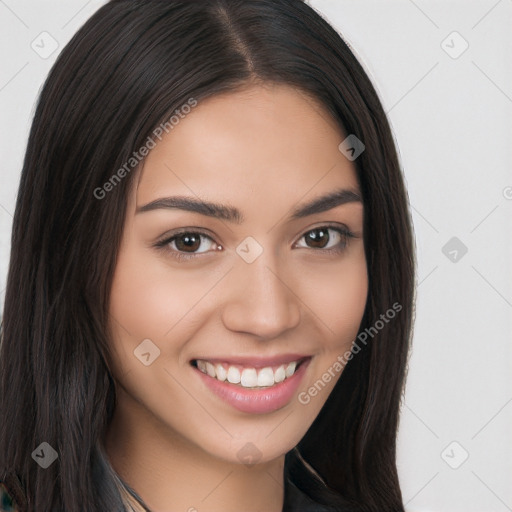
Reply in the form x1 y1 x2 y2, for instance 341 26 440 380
304 228 330 248
174 233 202 252
157 231 219 258
295 226 353 252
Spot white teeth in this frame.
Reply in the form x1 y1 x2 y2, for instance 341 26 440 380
274 365 286 383
195 359 302 387
241 368 258 387
227 366 241 384
215 364 227 381
206 362 216 378
257 367 275 387
285 361 296 378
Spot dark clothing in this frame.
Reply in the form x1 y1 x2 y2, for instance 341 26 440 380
283 476 344 511
1 448 351 511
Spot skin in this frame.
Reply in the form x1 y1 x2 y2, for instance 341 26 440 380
104 82 368 512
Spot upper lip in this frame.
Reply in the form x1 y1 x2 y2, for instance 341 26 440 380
191 354 311 368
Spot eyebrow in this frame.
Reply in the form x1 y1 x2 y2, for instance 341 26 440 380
135 188 362 223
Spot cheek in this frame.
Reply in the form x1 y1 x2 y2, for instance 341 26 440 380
303 251 368 350
295 255 367 416
107 242 219 380
109 241 218 342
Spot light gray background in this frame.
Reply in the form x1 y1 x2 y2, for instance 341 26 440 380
1 1 511 510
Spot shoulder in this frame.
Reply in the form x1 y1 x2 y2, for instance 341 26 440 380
0 482 19 512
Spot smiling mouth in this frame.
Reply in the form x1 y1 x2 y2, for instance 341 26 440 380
191 357 309 389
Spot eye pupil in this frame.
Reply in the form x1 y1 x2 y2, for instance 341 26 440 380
175 234 201 252
306 228 329 248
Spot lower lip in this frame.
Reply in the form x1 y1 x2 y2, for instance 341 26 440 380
194 358 311 414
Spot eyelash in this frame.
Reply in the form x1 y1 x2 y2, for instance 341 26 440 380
154 224 356 262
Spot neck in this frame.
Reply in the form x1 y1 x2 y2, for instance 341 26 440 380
104 386 285 512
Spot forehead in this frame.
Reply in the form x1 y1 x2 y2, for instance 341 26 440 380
135 83 359 210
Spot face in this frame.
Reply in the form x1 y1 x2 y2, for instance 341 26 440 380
107 83 368 465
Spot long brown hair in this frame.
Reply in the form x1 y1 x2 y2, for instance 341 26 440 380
0 1 415 510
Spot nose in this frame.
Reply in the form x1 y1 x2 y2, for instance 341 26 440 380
221 252 301 339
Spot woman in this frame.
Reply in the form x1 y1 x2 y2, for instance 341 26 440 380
0 0 415 510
